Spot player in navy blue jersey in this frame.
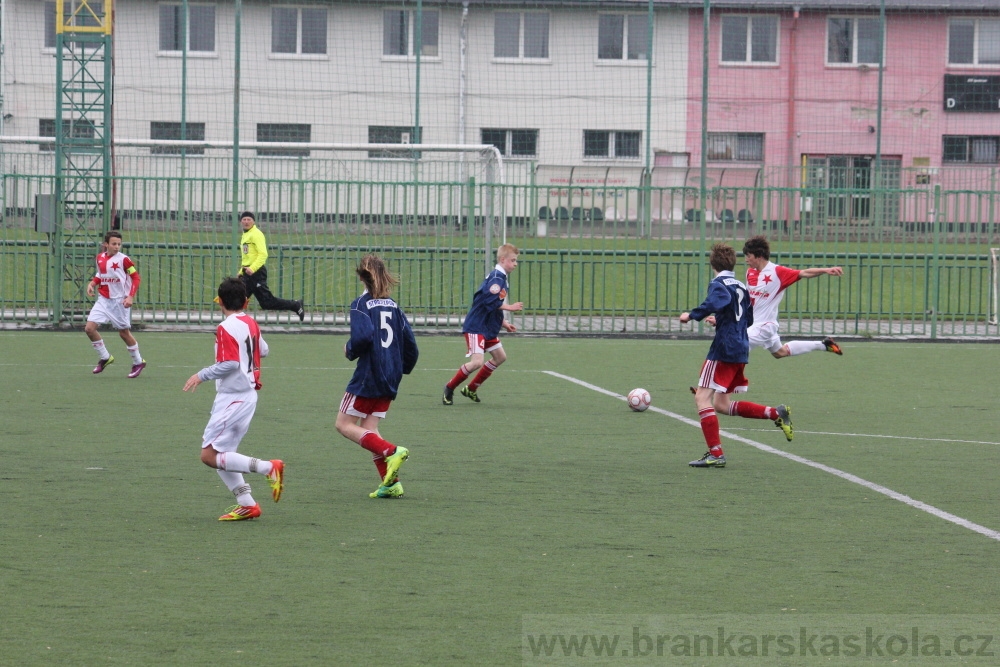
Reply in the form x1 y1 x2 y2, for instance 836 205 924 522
680 243 793 468
336 254 419 498
443 243 523 405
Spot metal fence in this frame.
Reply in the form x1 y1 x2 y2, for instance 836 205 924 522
2 154 998 338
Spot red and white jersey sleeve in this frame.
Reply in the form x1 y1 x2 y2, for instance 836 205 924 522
94 252 138 300
745 261 801 325
213 313 265 393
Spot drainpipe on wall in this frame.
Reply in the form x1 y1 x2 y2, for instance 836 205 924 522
785 6 800 231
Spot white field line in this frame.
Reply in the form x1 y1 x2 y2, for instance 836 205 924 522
543 370 1000 543
710 427 1000 447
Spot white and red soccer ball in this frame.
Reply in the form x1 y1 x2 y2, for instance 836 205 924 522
627 388 651 412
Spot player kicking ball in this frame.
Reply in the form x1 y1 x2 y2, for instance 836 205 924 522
183 277 284 521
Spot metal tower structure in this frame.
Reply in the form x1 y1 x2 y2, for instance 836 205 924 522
52 0 112 323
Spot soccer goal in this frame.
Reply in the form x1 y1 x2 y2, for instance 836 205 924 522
0 137 507 325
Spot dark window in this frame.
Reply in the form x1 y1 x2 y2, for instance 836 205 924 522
257 124 311 157
368 126 422 159
584 130 640 159
481 129 537 158
39 118 96 152
494 12 548 59
159 5 216 52
599 14 648 61
272 7 327 55
707 133 765 161
384 10 439 57
150 122 206 155
943 136 999 164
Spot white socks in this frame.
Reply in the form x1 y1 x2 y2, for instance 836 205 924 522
126 344 142 364
216 452 273 476
92 340 109 359
786 340 826 356
216 470 255 507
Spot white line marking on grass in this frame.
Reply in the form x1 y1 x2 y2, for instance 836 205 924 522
715 427 1000 447
543 370 1000 543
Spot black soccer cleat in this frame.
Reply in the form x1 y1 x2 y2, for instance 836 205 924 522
822 337 843 355
442 385 454 406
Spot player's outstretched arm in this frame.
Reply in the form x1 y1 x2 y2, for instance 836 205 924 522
799 266 843 279
183 374 203 392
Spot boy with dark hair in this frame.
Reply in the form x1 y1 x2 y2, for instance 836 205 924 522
741 235 844 358
680 243 793 468
85 230 146 378
183 277 284 521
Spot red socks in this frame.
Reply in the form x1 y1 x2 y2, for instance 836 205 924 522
699 407 723 455
468 361 497 391
359 431 397 458
729 401 775 420
446 364 471 390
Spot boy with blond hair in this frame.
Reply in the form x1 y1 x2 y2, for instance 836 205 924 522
443 243 523 405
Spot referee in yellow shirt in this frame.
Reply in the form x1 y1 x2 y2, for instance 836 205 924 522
238 211 305 321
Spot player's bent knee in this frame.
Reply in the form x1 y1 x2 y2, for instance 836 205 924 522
200 447 219 467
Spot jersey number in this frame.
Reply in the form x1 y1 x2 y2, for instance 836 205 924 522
734 287 746 322
243 335 260 373
380 311 394 349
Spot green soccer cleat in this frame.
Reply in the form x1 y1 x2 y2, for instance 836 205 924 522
218 504 261 521
442 385 454 405
774 405 794 441
381 446 409 487
93 355 114 374
369 481 404 499
267 460 285 502
689 452 726 468
460 386 480 403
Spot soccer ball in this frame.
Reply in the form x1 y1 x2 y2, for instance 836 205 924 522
627 388 651 412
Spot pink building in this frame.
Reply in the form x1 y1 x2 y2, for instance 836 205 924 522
686 0 1000 227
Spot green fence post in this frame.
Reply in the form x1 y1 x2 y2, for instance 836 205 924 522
931 184 941 339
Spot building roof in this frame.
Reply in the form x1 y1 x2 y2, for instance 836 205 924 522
427 0 997 10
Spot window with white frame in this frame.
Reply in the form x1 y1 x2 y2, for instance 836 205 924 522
481 129 538 158
827 17 882 65
159 4 216 52
948 19 1000 66
38 118 96 152
44 1 104 49
256 124 311 157
583 130 640 159
707 133 764 162
721 15 777 64
368 126 422 159
383 9 439 57
272 7 327 55
150 122 206 155
598 14 649 61
494 12 549 59
943 136 999 163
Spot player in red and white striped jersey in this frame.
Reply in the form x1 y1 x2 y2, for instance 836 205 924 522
183 277 284 521
742 235 844 359
84 231 147 377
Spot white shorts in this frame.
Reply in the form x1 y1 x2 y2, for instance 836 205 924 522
87 296 132 331
201 392 258 452
748 321 783 353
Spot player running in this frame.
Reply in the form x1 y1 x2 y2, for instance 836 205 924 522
442 243 523 405
680 243 794 468
85 230 147 378
336 254 419 499
183 277 284 521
